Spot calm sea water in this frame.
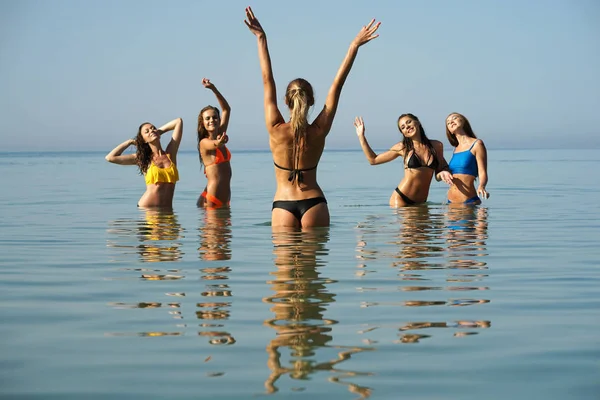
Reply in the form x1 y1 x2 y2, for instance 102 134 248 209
1 149 599 399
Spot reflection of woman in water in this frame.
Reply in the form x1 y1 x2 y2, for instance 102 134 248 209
105 118 183 208
444 113 489 204
245 7 380 228
264 229 372 395
197 78 232 209
445 205 489 270
136 209 184 264
198 208 232 261
391 205 445 273
106 209 184 269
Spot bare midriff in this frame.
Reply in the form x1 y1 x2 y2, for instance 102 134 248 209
138 183 176 208
448 174 478 202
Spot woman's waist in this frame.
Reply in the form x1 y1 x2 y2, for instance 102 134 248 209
144 183 176 194
448 182 477 199
273 185 324 201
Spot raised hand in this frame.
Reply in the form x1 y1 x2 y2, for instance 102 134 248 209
244 6 265 37
352 19 381 47
216 132 229 147
354 116 366 136
202 78 215 90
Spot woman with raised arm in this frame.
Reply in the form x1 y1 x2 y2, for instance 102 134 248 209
244 6 380 228
445 112 489 205
105 118 183 208
196 78 232 208
354 114 453 207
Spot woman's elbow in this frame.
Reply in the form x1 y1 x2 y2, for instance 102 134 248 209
105 155 113 163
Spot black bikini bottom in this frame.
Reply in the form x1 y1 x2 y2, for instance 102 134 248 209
272 197 328 222
395 188 416 205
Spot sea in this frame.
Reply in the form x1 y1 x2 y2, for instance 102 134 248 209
0 149 599 399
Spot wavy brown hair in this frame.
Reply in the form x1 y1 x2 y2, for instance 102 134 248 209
446 112 477 147
397 113 437 166
197 106 221 168
134 122 153 175
285 78 314 185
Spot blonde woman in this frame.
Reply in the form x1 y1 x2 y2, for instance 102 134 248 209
244 6 380 228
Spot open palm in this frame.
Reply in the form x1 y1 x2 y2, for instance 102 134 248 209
244 7 265 37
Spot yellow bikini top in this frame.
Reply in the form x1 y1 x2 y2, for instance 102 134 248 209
145 154 179 185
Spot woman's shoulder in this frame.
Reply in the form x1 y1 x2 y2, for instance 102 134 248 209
472 138 486 149
390 141 404 152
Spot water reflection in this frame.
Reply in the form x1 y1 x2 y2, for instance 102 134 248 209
391 205 446 274
264 228 373 396
354 204 491 343
107 209 184 264
196 263 236 345
445 205 489 270
198 208 232 261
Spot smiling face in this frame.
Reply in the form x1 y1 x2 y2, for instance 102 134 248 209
446 113 464 134
202 109 220 133
140 123 159 143
398 116 420 138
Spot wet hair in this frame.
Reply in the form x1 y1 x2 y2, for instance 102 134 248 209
285 78 315 185
446 112 477 147
134 122 153 175
397 113 437 165
197 106 221 168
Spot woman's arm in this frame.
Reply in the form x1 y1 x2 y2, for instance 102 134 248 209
105 139 136 165
244 7 285 130
199 133 229 152
162 118 183 159
354 116 399 165
203 78 231 133
432 141 454 185
474 140 489 198
313 20 381 135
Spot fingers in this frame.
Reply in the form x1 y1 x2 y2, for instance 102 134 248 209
477 189 490 199
246 6 255 20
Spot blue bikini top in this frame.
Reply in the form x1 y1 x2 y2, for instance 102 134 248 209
448 140 479 177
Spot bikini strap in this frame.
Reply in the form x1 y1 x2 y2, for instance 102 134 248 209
273 162 317 184
468 139 479 151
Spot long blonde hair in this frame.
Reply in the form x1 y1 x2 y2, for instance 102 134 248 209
285 78 314 184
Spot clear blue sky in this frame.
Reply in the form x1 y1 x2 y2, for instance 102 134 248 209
1 0 599 151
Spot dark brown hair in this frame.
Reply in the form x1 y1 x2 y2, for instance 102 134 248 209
397 113 437 166
134 122 153 175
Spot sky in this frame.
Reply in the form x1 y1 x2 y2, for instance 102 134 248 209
1 0 599 151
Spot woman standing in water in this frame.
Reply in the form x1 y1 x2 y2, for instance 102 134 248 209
244 6 380 228
105 118 183 208
445 112 489 204
196 78 232 208
354 114 453 207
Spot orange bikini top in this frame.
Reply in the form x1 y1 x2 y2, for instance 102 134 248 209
204 146 231 172
145 154 179 185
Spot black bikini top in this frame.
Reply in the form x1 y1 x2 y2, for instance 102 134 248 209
274 162 317 184
405 151 439 170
